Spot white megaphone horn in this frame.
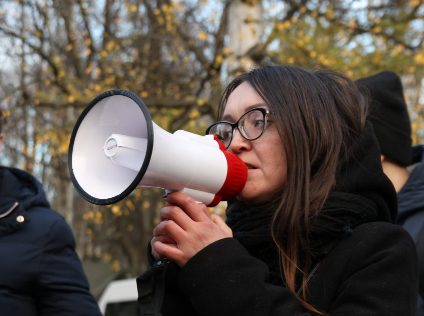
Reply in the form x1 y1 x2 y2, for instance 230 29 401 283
68 90 247 206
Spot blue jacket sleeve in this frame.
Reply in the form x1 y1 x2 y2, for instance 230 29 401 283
36 217 101 316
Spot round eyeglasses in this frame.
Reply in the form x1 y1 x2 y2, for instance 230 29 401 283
205 108 271 149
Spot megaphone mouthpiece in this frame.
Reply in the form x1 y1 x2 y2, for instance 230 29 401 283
104 134 148 172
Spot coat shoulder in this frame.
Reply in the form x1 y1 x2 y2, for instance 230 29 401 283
350 221 416 252
2 204 75 250
27 206 75 249
324 221 417 276
309 221 418 315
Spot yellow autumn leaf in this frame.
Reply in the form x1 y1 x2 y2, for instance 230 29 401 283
93 67 101 77
94 211 103 224
215 55 223 65
102 253 112 262
85 66 93 75
414 53 424 65
172 1 184 12
142 201 151 209
106 41 115 51
67 95 75 103
83 211 94 221
111 260 121 272
84 38 92 46
326 9 334 19
189 109 200 119
277 20 291 31
94 84 102 92
53 56 62 65
197 31 208 41
222 47 232 55
111 205 122 216
197 98 207 106
373 26 382 33
128 4 138 13
59 141 68 155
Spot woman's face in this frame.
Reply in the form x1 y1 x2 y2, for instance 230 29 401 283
223 82 288 203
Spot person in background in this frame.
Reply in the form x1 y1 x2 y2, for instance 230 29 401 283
138 65 418 316
357 70 424 316
0 111 101 315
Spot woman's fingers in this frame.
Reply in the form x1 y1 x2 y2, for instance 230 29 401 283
152 240 185 264
153 219 186 242
160 205 193 230
151 235 175 246
151 235 176 260
150 191 234 266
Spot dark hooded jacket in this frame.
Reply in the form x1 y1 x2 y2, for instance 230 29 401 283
398 144 424 315
398 145 424 242
0 166 101 316
137 123 418 316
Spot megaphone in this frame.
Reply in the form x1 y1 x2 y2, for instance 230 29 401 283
68 90 247 206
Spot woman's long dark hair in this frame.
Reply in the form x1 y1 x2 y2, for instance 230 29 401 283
219 65 367 314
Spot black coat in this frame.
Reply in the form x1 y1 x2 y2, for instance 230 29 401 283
138 123 418 315
0 166 101 316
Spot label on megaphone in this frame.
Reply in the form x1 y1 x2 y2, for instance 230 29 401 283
68 89 247 206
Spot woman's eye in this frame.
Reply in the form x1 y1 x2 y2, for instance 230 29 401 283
224 131 233 140
254 119 265 128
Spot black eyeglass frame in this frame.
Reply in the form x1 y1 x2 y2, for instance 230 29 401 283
205 107 271 149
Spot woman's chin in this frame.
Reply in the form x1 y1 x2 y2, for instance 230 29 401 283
237 191 266 204
237 185 282 205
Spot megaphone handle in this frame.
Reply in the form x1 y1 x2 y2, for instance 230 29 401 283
163 189 208 206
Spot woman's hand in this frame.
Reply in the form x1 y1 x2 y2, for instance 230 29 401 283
151 191 233 267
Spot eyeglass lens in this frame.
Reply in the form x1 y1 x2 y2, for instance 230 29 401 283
207 108 267 148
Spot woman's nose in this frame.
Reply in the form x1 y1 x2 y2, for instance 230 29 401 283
228 129 251 153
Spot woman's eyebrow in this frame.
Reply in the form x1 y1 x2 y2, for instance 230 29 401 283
222 102 268 121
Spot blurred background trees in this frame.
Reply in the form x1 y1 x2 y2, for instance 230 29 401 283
0 0 423 289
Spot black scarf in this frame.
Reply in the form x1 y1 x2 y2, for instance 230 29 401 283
226 199 282 284
226 191 382 285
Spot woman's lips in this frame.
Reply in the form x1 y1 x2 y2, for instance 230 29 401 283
245 163 256 170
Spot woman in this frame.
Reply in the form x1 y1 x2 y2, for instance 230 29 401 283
139 65 418 315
